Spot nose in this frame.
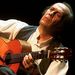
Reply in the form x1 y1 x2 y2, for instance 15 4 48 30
49 11 55 16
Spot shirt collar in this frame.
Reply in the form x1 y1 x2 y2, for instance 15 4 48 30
34 28 53 48
35 28 40 38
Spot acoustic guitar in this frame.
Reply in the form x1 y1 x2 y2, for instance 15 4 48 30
0 38 72 73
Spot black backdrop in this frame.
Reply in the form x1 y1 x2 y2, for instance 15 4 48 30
0 0 75 75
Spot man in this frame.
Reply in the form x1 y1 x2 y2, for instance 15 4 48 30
0 2 73 75
22 2 73 75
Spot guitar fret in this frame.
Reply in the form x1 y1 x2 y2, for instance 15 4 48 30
31 51 48 59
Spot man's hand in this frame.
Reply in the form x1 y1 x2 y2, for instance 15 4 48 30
22 53 34 69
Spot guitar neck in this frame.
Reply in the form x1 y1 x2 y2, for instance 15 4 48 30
5 47 71 65
5 50 48 64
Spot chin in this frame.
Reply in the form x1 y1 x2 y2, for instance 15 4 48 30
40 20 48 26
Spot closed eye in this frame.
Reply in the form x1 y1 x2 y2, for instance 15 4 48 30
55 12 62 17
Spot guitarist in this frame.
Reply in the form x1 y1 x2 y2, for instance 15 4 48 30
0 2 73 75
21 2 73 75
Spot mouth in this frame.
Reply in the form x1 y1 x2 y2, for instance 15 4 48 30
40 15 52 26
45 14 50 18
45 14 51 20
42 14 52 23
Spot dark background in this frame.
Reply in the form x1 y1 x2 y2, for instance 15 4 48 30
0 0 75 75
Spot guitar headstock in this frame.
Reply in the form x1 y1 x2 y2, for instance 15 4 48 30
49 47 72 61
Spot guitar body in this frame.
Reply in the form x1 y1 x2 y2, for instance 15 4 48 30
0 38 22 73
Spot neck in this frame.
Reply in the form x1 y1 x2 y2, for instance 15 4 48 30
37 25 53 43
38 25 52 36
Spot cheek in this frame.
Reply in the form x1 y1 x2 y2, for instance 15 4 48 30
53 16 61 23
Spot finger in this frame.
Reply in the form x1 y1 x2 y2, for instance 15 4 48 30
28 53 32 59
22 55 30 68
28 53 34 62
25 55 30 64
25 55 33 67
25 55 29 60
23 61 29 69
25 55 32 64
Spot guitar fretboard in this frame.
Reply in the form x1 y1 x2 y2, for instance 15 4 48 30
5 50 48 64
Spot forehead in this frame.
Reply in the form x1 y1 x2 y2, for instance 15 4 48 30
50 3 70 13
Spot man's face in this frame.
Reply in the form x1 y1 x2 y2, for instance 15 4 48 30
39 3 66 28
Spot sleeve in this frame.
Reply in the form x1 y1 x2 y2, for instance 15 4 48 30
15 25 37 40
0 19 29 40
45 60 69 75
